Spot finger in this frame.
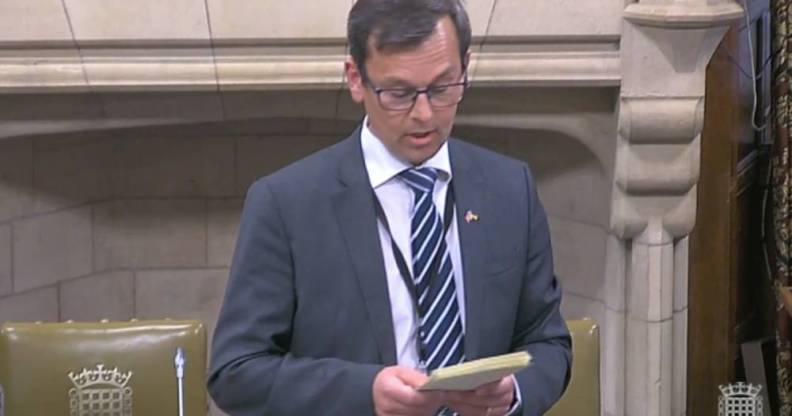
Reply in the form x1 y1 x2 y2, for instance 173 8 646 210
446 390 512 409
446 402 485 416
474 376 513 396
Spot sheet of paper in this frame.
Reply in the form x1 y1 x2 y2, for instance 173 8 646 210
417 351 532 391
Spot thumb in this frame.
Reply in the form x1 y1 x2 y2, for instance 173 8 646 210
393 367 429 389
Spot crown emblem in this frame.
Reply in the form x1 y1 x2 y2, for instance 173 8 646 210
718 382 763 416
68 364 132 389
719 382 762 398
68 364 134 416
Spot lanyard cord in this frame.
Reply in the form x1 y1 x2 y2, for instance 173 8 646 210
372 182 455 364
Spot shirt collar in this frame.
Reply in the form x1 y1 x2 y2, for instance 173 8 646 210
360 117 452 189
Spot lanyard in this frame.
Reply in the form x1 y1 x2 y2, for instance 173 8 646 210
372 182 455 366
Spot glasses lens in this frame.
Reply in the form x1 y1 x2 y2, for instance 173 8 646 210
428 84 465 107
379 90 415 110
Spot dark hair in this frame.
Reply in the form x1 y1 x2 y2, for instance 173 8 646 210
347 0 472 83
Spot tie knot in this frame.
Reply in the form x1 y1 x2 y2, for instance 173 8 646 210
400 167 438 194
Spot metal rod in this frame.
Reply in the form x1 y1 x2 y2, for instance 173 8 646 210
174 347 185 416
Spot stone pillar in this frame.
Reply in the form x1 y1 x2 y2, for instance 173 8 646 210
612 1 742 415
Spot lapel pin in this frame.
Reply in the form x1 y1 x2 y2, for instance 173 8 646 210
464 210 479 223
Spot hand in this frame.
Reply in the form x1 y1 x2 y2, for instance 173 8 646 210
373 366 447 416
444 376 515 416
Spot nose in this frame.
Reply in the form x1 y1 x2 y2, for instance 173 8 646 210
409 91 434 122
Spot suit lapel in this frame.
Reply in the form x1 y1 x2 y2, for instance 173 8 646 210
332 131 397 365
449 139 488 361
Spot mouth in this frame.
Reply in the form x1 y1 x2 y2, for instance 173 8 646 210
406 130 434 142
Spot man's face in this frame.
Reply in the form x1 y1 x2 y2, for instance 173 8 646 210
346 16 467 166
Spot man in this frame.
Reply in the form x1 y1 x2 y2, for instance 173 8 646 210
208 0 571 415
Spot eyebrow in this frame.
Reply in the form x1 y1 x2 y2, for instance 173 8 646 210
380 67 458 88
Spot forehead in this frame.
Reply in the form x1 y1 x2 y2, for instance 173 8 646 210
365 16 463 85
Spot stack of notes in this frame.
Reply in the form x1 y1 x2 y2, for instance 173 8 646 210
418 351 532 391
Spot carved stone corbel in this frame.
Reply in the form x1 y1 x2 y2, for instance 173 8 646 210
609 1 742 415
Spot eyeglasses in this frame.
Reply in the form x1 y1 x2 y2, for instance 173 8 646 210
367 74 468 111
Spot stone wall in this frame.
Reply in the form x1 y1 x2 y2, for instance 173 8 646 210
0 127 341 335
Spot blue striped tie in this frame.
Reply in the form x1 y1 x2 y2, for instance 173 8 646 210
400 167 465 372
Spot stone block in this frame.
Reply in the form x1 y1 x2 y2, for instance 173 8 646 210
548 216 608 302
135 268 228 339
0 286 59 322
63 0 210 42
59 270 134 321
113 136 235 198
13 206 93 292
236 136 337 193
0 139 34 223
208 199 243 267
603 234 626 312
222 90 340 122
206 0 349 40
559 292 605 325
510 131 611 227
0 225 11 296
488 0 621 37
602 308 625 416
0 0 73 42
94 200 206 270
627 241 674 322
33 137 113 213
624 317 673 415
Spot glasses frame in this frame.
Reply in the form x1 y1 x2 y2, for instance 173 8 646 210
366 72 469 111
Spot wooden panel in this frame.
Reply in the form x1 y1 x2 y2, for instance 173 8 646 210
688 0 770 412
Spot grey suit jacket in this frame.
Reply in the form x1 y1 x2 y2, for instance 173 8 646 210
208 127 571 415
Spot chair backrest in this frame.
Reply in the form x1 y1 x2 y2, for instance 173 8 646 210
546 318 601 416
0 319 206 416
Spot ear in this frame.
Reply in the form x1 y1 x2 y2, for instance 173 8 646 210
345 58 366 103
463 50 472 73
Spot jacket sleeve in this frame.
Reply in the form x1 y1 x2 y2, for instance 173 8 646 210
512 165 573 415
207 178 382 416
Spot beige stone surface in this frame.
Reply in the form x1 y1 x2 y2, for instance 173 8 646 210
33 137 113 213
100 92 223 121
0 286 59 322
488 0 622 37
510 131 612 227
59 270 134 321
0 139 34 223
465 0 496 38
602 308 625 416
625 317 673 416
0 0 74 42
0 48 87 93
548 217 608 302
13 206 93 293
672 308 687 416
560 292 605 324
208 199 243 268
628 241 675 323
113 136 235 198
81 49 218 93
0 225 11 296
94 200 206 270
206 0 350 40
222 90 341 121
236 135 338 194
63 0 210 42
135 268 227 339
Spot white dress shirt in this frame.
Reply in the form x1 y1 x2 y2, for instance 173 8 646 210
360 121 466 369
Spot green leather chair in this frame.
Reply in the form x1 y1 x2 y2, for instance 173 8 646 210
546 318 601 415
0 319 206 416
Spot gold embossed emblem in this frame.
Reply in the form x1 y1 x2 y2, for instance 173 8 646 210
68 364 133 416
